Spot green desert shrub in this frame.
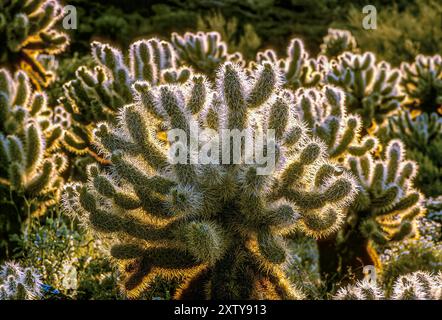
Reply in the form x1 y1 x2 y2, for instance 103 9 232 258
12 213 119 299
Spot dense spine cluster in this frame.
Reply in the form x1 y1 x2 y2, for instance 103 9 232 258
62 62 357 299
334 271 441 300
171 31 244 75
0 69 66 258
0 261 42 300
326 52 403 130
0 0 69 87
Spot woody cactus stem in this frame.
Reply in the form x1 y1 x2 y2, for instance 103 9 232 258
63 62 357 299
0 69 66 259
0 0 69 87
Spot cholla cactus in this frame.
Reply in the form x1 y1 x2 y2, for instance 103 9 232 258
391 271 441 300
171 31 244 75
379 111 442 197
334 279 384 300
401 54 442 114
0 261 42 300
61 38 190 161
342 140 424 271
320 28 358 59
0 0 69 87
334 271 441 300
253 39 326 90
0 69 66 258
326 52 404 130
293 85 377 162
63 62 357 299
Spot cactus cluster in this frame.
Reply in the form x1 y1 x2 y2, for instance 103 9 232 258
334 271 441 300
401 54 442 114
0 261 42 300
0 0 69 87
320 28 358 59
254 39 327 90
62 62 358 299
380 111 442 197
60 38 192 177
0 69 66 258
171 31 244 75
325 52 403 130
342 140 423 268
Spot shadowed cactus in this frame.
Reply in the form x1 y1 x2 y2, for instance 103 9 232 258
379 111 442 197
60 38 191 176
334 271 441 300
171 31 244 75
326 52 404 131
340 140 424 275
0 69 66 259
320 28 358 59
401 54 442 114
0 0 69 87
253 38 326 90
62 62 357 299
0 261 42 300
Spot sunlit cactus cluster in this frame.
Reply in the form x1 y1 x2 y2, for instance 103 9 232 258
254 39 327 90
325 52 404 130
171 31 244 75
380 111 442 197
62 61 358 299
334 271 441 300
0 261 42 300
0 0 69 87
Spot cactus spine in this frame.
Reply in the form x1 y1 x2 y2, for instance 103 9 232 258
0 0 69 87
320 28 359 59
63 61 357 299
